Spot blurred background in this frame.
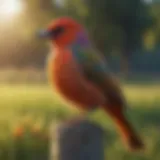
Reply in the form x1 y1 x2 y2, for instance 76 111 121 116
0 0 160 159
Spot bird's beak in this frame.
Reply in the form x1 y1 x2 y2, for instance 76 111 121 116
38 27 64 39
38 29 52 38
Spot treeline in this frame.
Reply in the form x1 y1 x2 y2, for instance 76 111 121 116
0 0 159 74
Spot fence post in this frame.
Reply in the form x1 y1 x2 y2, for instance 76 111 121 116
50 119 105 160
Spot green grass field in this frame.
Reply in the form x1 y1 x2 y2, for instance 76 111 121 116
0 83 160 160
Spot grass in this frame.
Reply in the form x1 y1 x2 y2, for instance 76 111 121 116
0 83 160 160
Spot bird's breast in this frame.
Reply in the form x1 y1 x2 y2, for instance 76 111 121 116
48 51 82 97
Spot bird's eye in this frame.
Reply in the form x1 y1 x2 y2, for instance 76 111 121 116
51 26 65 38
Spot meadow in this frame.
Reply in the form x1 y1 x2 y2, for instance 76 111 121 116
0 81 160 160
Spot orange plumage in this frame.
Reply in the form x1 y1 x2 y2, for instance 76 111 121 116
50 49 105 110
40 17 144 151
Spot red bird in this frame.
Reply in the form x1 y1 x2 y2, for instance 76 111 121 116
39 17 144 151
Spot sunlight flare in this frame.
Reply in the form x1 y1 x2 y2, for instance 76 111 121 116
0 0 23 18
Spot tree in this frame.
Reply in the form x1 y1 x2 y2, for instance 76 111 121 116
0 0 156 72
84 0 155 76
150 3 160 46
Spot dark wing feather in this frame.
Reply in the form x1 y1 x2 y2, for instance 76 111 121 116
72 46 126 108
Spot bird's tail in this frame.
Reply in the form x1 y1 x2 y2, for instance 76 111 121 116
104 105 144 151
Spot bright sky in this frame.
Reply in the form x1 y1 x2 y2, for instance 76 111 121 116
0 0 23 18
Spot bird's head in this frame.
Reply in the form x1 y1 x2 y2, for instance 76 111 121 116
39 17 90 48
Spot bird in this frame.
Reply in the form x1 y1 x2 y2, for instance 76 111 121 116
39 17 144 151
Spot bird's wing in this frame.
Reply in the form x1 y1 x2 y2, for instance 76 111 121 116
72 46 126 107
72 46 114 85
